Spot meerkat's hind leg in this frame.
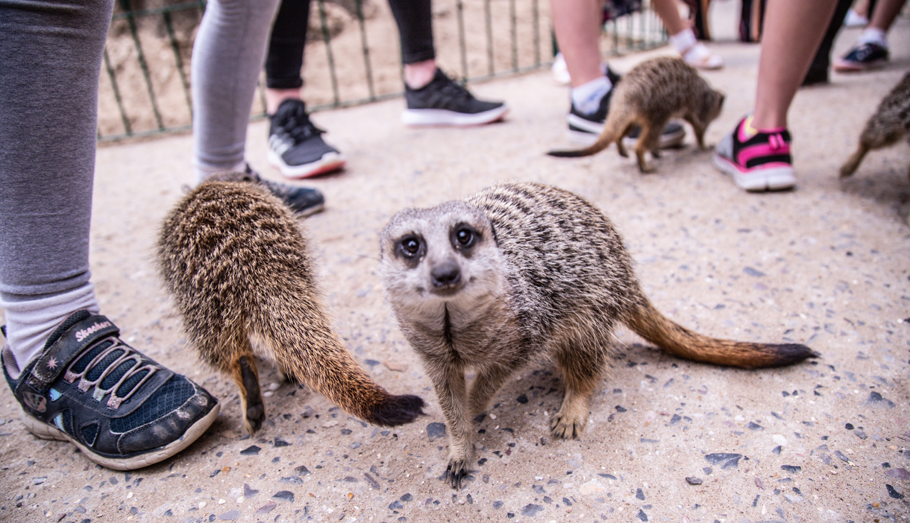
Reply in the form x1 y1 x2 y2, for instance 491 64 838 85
634 123 662 173
550 339 606 439
616 121 637 158
684 115 707 149
227 346 265 435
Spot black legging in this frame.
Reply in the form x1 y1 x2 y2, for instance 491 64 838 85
265 0 435 89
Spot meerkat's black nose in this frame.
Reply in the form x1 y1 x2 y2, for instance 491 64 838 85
431 261 461 288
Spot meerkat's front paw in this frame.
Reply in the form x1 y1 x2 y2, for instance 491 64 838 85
549 413 586 439
444 457 473 489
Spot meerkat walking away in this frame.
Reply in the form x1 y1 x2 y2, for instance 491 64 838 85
840 72 910 180
158 172 424 434
548 56 725 173
380 182 816 488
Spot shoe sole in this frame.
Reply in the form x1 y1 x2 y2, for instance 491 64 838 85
713 153 796 192
268 150 346 179
19 401 220 471
832 58 887 72
295 201 325 218
401 106 509 127
567 122 687 149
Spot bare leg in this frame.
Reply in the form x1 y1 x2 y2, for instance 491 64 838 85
752 0 838 129
868 0 906 31
550 0 603 87
652 0 688 34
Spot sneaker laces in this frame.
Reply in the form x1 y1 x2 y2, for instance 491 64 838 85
433 75 476 105
64 338 159 410
274 105 325 146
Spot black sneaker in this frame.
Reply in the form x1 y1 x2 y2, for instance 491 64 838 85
833 42 889 72
267 99 345 179
566 68 686 149
1 311 220 470
233 165 325 217
402 69 509 126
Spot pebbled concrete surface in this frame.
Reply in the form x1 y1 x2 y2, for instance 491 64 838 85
2 5 910 523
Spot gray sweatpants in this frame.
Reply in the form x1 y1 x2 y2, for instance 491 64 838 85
192 0 281 182
1 0 281 370
0 0 114 371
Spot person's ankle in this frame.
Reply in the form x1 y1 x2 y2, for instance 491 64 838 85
857 27 888 48
265 89 302 115
404 59 437 90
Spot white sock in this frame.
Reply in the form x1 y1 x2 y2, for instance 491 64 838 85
857 27 888 48
669 27 697 55
571 75 613 115
2 283 99 376
195 160 247 185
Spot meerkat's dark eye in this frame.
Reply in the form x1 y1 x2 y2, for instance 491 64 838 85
456 228 474 246
452 225 478 250
398 236 422 258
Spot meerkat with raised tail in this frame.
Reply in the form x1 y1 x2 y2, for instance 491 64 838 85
840 71 910 180
380 182 816 488
158 172 424 434
548 56 725 172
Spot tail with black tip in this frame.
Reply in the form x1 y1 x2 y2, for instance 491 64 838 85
258 310 426 427
158 176 424 433
625 297 818 368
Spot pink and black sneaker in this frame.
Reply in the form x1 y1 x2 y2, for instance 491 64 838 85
713 115 797 192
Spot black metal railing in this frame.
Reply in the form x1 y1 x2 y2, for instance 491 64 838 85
98 0 666 142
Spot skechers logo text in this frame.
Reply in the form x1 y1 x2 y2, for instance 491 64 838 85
75 321 112 342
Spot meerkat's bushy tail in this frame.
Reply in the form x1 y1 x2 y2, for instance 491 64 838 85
158 174 424 434
625 297 818 369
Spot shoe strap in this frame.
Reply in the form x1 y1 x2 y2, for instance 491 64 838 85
26 314 119 391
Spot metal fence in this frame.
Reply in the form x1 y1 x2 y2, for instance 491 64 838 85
98 0 667 142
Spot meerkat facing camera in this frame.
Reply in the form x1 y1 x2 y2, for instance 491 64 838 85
158 172 424 434
380 182 816 488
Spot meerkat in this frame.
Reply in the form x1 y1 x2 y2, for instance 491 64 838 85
840 71 910 180
158 172 424 434
380 182 816 488
548 56 725 173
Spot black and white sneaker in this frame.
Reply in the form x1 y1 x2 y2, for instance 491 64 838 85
567 68 686 149
268 99 345 179
2 311 220 471
402 69 509 126
230 165 325 217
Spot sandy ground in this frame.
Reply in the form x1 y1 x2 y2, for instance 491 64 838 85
3 4 910 523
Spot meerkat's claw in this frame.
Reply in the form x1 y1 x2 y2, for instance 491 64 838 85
549 415 584 440
444 458 472 489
